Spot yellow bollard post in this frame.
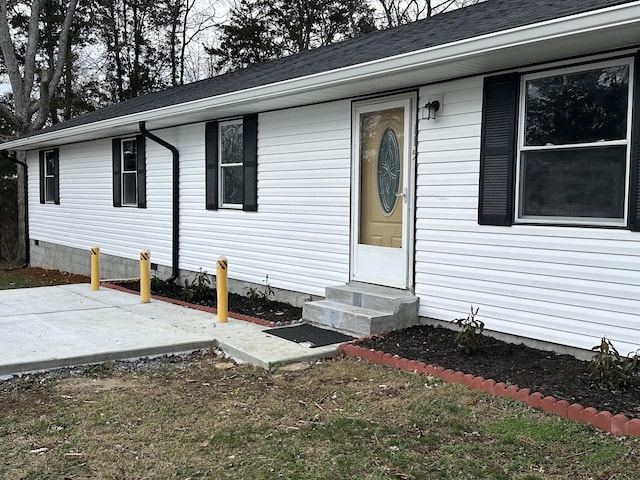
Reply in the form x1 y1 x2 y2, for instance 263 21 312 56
90 246 100 290
217 256 228 323
140 250 151 303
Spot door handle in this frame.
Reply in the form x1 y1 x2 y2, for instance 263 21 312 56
396 188 407 203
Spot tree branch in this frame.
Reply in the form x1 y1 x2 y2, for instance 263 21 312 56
23 0 43 104
47 0 79 100
0 2 25 115
0 101 22 134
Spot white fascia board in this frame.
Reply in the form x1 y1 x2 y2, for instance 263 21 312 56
3 1 639 151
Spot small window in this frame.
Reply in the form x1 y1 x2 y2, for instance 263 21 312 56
39 148 59 204
219 120 244 207
112 136 146 208
121 139 138 206
516 60 633 225
205 114 258 211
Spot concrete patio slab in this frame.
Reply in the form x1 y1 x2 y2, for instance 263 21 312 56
0 284 341 376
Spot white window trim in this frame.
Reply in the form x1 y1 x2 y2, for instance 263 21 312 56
514 57 635 226
43 149 56 204
218 119 243 209
121 137 138 207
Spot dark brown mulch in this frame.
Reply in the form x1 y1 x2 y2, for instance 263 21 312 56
359 324 640 420
112 280 301 325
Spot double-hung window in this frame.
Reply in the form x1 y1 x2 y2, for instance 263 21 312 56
517 60 632 225
121 139 139 206
112 136 146 208
205 114 258 211
39 148 59 204
479 55 640 230
219 120 244 208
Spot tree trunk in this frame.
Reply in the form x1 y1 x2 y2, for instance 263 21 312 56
15 151 26 264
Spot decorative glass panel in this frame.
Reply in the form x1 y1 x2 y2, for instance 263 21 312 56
520 146 626 219
222 165 243 205
221 123 243 164
123 172 137 205
377 128 400 214
525 65 629 146
122 140 137 171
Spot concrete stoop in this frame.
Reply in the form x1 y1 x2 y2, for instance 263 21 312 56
302 282 419 336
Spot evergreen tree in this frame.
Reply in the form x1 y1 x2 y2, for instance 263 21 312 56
209 0 377 73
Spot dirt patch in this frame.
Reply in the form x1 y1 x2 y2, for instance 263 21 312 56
358 324 640 419
0 267 89 289
57 377 133 394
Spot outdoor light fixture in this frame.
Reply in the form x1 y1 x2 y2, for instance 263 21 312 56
421 99 441 120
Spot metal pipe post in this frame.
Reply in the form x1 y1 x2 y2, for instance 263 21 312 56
90 246 100 290
217 256 228 323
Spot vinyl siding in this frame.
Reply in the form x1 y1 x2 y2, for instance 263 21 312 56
28 137 173 266
416 76 640 353
179 101 352 296
28 101 352 296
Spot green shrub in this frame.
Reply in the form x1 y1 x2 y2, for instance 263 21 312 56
451 305 484 354
588 336 640 391
181 269 214 303
247 274 274 308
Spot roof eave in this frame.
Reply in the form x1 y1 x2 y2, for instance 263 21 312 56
2 0 639 151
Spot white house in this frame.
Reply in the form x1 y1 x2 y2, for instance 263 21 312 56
3 0 640 354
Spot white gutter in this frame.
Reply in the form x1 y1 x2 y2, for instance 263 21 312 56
2 1 640 150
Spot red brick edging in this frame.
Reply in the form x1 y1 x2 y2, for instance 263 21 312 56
101 282 288 328
338 339 640 437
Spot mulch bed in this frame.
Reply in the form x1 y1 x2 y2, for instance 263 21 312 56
358 324 640 420
109 280 301 325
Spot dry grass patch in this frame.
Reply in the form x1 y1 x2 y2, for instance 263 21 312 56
1 354 639 479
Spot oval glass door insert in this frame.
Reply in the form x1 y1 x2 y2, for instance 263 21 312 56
377 127 401 214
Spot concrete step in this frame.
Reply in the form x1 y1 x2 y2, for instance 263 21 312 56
325 282 418 314
303 300 399 336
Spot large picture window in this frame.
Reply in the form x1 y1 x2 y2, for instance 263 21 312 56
516 60 632 225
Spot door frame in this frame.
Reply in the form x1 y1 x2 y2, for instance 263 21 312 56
350 92 417 290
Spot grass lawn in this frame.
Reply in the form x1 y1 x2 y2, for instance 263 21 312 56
1 355 639 479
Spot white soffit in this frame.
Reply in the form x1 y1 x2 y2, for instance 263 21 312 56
3 1 640 151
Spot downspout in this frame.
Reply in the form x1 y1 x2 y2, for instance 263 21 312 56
138 121 180 283
5 156 29 268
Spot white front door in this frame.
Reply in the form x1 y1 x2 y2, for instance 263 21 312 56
351 95 415 289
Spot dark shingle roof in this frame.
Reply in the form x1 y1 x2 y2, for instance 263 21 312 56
32 0 633 137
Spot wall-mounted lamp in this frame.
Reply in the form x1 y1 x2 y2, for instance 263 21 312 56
420 99 441 120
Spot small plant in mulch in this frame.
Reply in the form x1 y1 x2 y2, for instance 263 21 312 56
181 269 214 303
451 305 484 354
151 274 170 292
588 336 640 391
246 274 275 309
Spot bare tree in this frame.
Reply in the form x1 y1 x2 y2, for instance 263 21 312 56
376 0 484 28
163 0 217 86
0 0 79 263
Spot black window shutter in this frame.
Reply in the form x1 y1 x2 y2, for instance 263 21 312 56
629 52 640 232
478 73 519 226
112 138 122 207
52 148 60 204
243 113 258 212
39 150 45 204
136 135 147 208
205 121 219 210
